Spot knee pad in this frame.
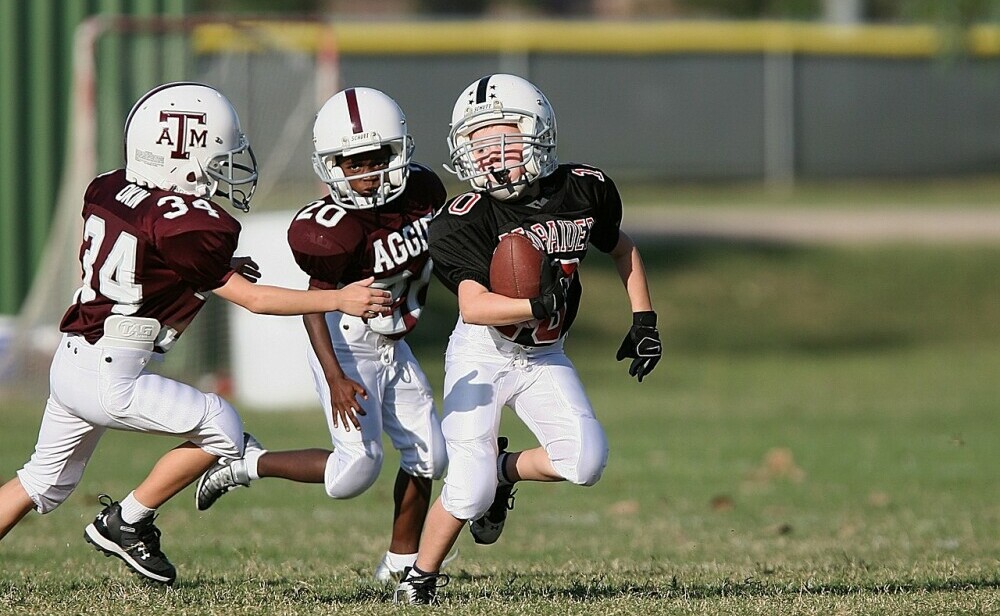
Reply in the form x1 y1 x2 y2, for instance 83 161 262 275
428 442 448 481
439 438 498 520
16 469 72 514
324 440 383 499
441 477 497 522
399 426 448 481
190 394 244 459
549 417 609 487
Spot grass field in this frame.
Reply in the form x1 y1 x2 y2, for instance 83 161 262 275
619 175 1000 208
1 241 999 614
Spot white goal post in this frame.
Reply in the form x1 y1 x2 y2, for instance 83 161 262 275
0 16 341 407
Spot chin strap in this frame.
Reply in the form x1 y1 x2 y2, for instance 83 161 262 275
490 169 511 184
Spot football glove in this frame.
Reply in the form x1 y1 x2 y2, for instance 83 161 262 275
529 259 569 320
231 256 261 283
616 311 661 383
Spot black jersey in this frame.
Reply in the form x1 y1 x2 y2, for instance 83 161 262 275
429 163 623 346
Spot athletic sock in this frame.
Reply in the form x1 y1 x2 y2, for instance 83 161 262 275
384 551 417 572
410 564 437 578
119 491 155 524
244 448 266 481
497 451 514 486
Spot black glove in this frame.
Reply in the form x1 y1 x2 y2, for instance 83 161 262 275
529 259 568 320
230 256 261 283
616 311 661 382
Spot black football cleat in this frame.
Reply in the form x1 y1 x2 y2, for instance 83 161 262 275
468 436 517 545
84 494 176 585
394 567 449 605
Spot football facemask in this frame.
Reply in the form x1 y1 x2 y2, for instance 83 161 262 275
446 74 557 201
312 88 414 210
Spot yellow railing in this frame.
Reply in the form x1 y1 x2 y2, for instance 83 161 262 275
192 20 1000 57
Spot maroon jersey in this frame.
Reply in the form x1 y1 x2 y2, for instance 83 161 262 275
287 164 445 339
60 169 241 352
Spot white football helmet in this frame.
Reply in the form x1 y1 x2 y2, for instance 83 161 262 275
124 82 258 211
312 87 414 209
446 74 557 200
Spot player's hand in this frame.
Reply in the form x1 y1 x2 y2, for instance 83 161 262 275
327 374 368 432
529 259 569 320
337 277 391 318
616 311 661 383
231 256 261 283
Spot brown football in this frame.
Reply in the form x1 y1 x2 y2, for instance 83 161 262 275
490 233 544 299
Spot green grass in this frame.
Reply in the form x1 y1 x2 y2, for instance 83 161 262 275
2 243 999 614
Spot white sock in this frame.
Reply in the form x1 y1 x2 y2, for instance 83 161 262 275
244 448 267 481
119 491 155 524
384 551 417 573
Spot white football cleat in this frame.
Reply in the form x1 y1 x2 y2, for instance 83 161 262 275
195 432 264 511
373 552 410 583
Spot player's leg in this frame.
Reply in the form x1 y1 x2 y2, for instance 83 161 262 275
374 343 446 580
13 406 106 517
0 479 35 540
196 343 385 510
465 349 608 547
314 352 386 499
84 361 247 585
373 468 432 579
502 446 563 482
3 381 107 540
394 497 462 604
427 350 508 555
397 329 509 603
134 442 219 508
413 495 466 569
510 351 609 486
6 339 109 539
465 433 520 545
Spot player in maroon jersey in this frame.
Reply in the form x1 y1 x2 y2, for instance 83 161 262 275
395 75 661 604
0 83 391 585
194 88 449 582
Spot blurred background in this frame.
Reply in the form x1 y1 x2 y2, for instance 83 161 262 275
1 0 999 403
2 4 999 611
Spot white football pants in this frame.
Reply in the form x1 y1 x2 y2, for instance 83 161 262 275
438 319 609 521
307 313 446 499
17 334 245 513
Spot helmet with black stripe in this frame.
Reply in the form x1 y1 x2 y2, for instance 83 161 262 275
446 74 557 201
312 87 414 209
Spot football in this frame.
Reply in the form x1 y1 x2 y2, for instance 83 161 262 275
490 233 544 299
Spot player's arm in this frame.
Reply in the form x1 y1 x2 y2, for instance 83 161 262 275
214 273 389 317
608 231 661 382
608 231 653 313
458 260 567 327
160 226 390 317
457 279 536 326
302 287 368 432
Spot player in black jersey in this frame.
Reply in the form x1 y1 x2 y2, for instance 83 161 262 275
395 74 661 604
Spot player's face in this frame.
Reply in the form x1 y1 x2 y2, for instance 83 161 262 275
470 123 525 186
337 146 391 197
